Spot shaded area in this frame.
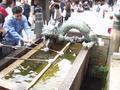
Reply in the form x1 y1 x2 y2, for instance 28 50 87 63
80 76 104 90
0 86 9 90
80 65 108 90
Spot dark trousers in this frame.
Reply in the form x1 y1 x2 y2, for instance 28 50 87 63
0 33 3 59
0 47 3 59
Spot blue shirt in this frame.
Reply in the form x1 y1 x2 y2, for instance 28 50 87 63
3 15 31 45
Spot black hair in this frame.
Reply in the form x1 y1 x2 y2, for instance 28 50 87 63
7 0 16 6
12 6 22 14
54 4 59 9
8 0 16 6
75 0 79 5
0 13 4 23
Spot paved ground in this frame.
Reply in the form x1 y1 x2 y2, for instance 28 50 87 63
107 3 120 90
109 59 120 90
79 3 120 90
71 8 113 37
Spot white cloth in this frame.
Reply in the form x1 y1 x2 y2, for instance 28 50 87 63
54 9 61 20
6 7 13 15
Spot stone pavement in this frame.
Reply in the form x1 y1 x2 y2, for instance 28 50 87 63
109 59 120 90
78 4 120 90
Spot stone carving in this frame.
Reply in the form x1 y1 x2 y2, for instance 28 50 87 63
41 15 98 49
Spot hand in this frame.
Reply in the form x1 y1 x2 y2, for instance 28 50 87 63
0 28 4 33
0 43 3 47
28 38 34 44
22 38 34 46
22 38 29 43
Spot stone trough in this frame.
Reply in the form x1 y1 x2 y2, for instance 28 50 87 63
0 39 90 90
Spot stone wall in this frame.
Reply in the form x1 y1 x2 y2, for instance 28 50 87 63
80 36 110 90
89 36 110 66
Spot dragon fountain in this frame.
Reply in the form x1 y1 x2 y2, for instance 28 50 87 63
41 14 98 51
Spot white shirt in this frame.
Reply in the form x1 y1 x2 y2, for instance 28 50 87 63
6 7 13 15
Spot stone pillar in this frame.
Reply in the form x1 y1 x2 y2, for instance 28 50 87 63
39 0 49 22
45 0 49 22
111 11 120 52
34 6 44 39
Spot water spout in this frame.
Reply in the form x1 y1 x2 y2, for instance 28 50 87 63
41 39 50 52
41 14 98 49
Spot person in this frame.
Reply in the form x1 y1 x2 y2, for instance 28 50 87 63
0 6 7 43
29 0 42 29
0 0 11 9
20 0 30 20
19 0 31 26
62 0 71 20
54 4 62 23
16 0 21 6
0 13 4 42
49 0 55 20
108 0 114 11
60 0 65 12
96 3 100 13
74 0 83 12
0 13 5 59
3 6 33 46
5 0 16 15
0 5 8 22
82 1 90 10
74 0 79 12
0 31 3 43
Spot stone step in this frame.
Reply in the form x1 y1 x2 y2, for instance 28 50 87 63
112 52 120 60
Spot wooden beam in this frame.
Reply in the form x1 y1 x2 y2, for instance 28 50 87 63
0 38 42 71
26 42 71 90
5 57 49 62
0 43 44 78
58 48 89 90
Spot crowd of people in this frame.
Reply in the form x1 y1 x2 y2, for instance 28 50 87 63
0 0 94 55
0 0 117 59
48 0 93 23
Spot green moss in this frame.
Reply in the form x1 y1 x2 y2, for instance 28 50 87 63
39 60 59 81
89 65 109 79
88 65 109 90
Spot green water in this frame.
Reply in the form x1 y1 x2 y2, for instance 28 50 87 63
3 61 48 82
31 43 82 90
2 42 67 88
29 42 66 60
2 49 58 86
2 43 82 89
